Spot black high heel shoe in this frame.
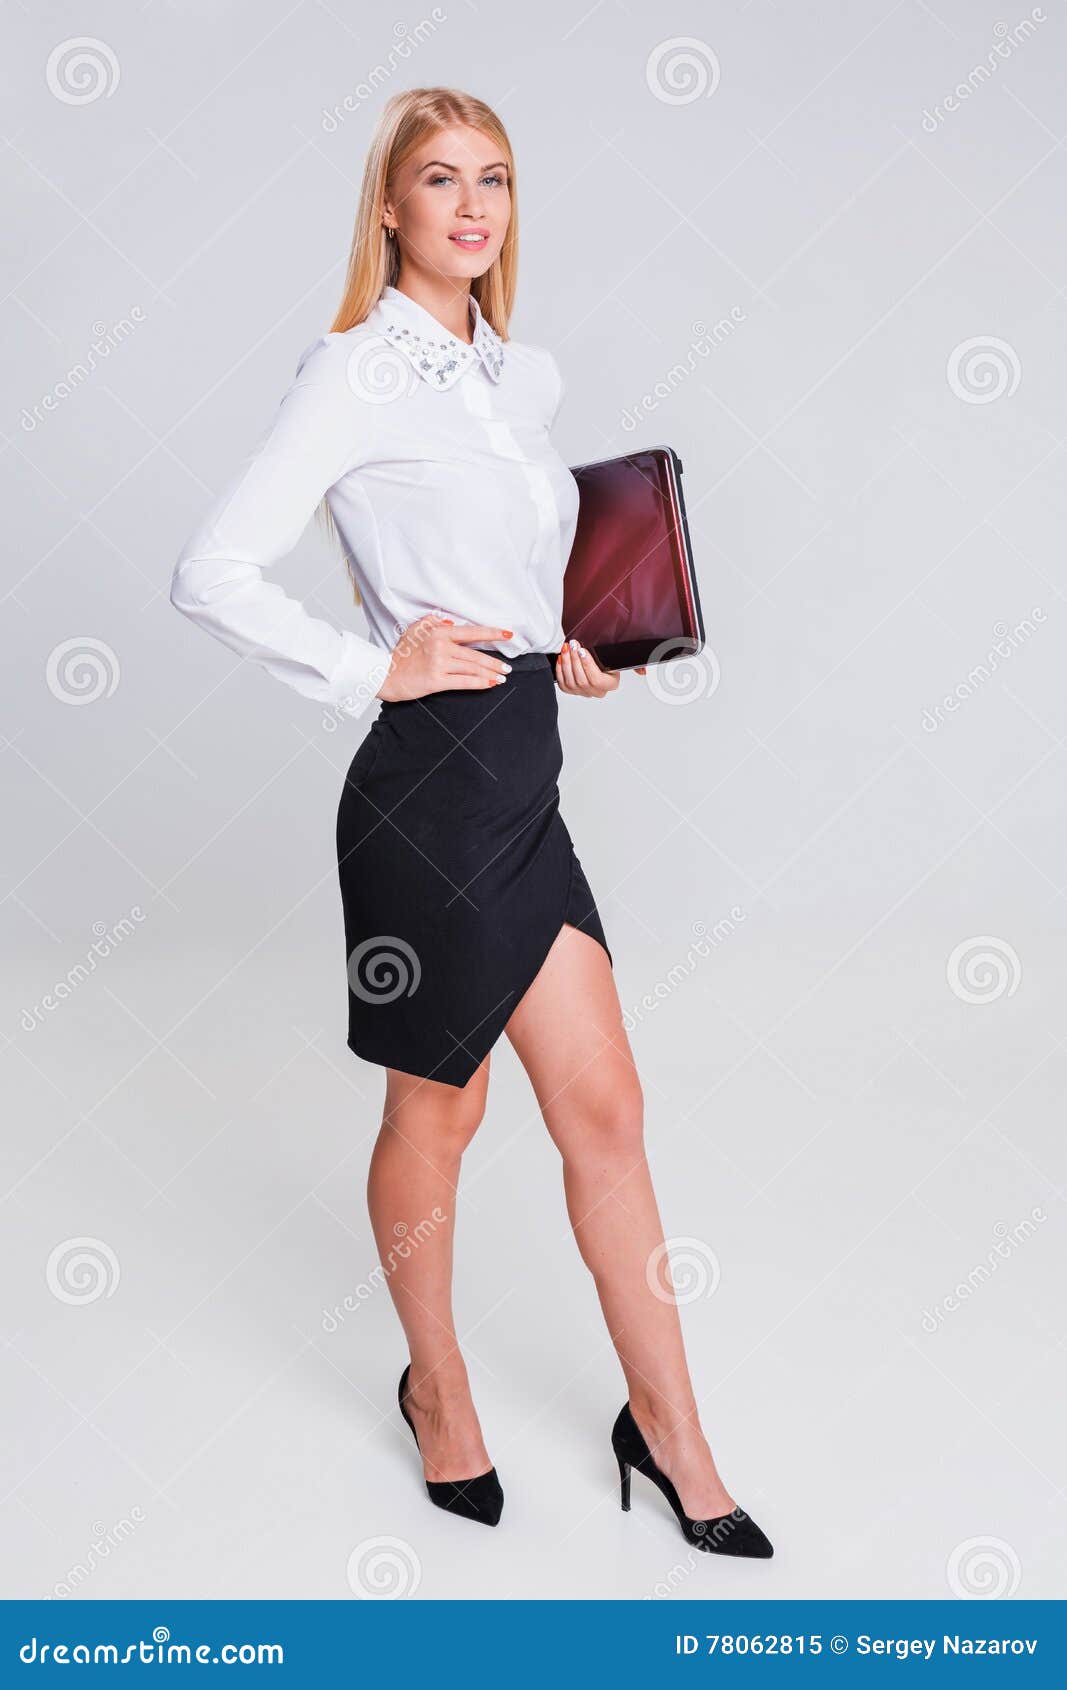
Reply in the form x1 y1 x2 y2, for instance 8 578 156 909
611 1401 773 1558
398 1364 503 1526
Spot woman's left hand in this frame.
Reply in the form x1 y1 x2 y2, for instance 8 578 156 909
555 639 640 697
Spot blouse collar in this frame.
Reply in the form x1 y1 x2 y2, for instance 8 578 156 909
377 284 504 390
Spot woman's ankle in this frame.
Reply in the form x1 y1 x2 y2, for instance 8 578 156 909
629 1389 701 1446
405 1355 472 1407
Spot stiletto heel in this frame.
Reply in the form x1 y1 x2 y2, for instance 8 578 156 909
398 1363 503 1527
610 1401 772 1558
616 1451 631 1511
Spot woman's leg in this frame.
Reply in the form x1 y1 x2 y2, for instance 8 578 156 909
367 1058 495 1483
505 924 737 1519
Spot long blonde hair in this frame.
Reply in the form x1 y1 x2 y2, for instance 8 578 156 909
316 88 518 604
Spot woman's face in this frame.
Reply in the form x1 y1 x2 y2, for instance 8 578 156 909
385 124 511 282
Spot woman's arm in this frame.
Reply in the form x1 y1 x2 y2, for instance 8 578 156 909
170 335 391 720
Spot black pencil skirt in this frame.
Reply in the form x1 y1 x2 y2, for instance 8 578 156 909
335 649 613 1089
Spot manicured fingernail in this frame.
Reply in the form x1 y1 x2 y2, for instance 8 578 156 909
495 674 507 684
501 629 513 638
501 662 512 672
442 618 454 624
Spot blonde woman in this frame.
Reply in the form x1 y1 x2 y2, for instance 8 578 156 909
171 87 771 1559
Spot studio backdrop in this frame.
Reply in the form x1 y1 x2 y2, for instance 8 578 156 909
2 1 1063 1602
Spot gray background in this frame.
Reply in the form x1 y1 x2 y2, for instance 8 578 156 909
2 0 1064 1601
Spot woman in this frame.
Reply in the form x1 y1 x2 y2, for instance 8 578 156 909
171 87 771 1560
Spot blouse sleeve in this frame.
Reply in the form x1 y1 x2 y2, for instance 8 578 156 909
170 334 392 720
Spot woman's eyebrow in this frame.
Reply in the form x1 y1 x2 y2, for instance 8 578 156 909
419 159 509 174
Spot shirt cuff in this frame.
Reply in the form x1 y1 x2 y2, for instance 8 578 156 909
329 633 393 719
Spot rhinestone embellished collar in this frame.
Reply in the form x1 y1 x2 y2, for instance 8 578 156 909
377 284 504 390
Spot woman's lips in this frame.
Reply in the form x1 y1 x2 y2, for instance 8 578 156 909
448 233 489 250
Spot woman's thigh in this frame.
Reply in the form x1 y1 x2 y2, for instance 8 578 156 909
504 924 642 1156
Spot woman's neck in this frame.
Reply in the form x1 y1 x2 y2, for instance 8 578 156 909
391 274 474 346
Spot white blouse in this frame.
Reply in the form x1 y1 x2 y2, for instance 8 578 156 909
170 284 579 720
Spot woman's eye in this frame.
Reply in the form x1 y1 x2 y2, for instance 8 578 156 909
427 173 507 188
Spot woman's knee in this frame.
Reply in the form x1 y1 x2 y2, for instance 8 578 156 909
384 1067 488 1157
557 1072 646 1162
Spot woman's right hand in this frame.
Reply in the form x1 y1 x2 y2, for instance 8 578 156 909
376 615 514 702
